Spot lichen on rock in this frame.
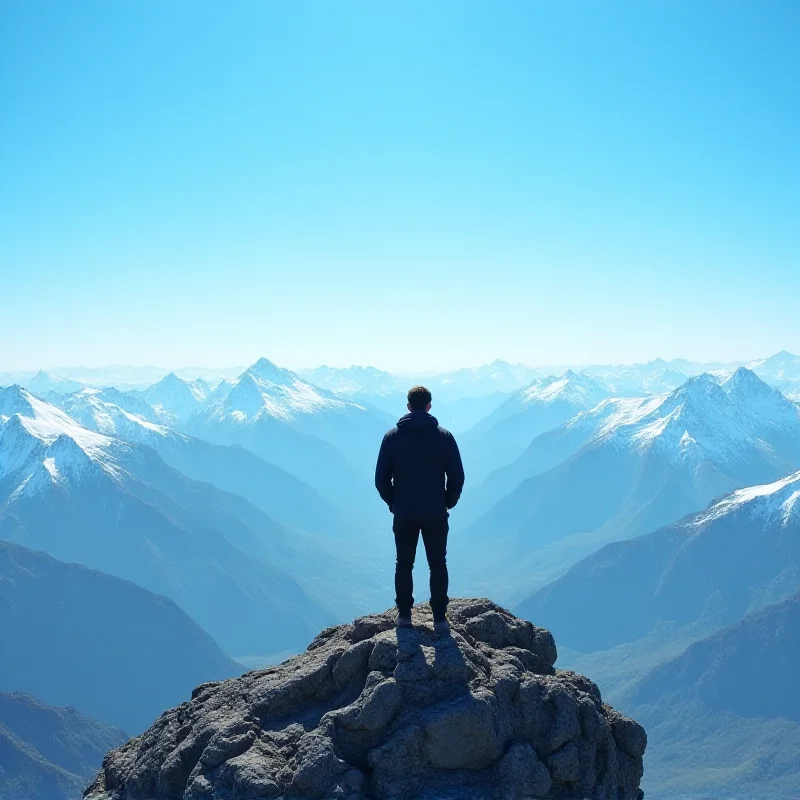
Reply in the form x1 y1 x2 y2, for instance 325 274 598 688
85 598 646 800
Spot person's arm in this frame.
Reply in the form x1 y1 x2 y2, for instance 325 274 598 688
444 433 465 509
375 434 394 510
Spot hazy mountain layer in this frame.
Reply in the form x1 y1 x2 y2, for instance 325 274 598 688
455 370 800 601
626 593 800 799
518 470 800 653
0 541 240 733
187 358 386 513
0 386 336 656
461 370 610 483
0 692 127 800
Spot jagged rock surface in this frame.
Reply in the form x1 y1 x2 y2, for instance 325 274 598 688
85 600 646 800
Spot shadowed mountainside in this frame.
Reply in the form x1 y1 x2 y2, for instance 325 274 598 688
0 541 241 733
0 692 127 800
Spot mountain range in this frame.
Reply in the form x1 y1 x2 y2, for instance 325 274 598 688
518 470 800 654
185 358 389 512
2 350 800 800
0 692 126 800
0 540 240 733
0 385 342 656
4 349 799 400
514 470 800 798
453 369 800 601
130 371 215 425
460 370 611 483
45 384 369 545
627 593 800 798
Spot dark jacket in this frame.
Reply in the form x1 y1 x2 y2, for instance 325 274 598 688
374 411 465 519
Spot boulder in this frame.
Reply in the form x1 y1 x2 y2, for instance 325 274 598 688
85 599 646 800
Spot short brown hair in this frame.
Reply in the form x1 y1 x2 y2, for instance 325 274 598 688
407 385 432 411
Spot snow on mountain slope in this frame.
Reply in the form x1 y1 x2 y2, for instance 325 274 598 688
604 370 800 467
454 369 800 602
46 386 376 551
0 387 340 655
518 370 610 405
693 470 800 527
518 470 800 800
199 358 372 424
188 358 389 509
461 395 665 522
518 471 800 657
747 349 800 386
130 372 209 426
51 388 168 443
0 387 117 480
462 370 611 482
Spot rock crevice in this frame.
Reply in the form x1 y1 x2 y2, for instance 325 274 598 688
86 599 646 800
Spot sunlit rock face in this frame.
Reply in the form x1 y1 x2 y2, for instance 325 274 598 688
85 599 646 800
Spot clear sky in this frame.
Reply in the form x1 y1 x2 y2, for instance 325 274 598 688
1 1 798 372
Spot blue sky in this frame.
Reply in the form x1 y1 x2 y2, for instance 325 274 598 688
1 0 798 372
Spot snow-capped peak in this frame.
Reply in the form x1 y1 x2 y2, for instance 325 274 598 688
198 358 365 426
694 471 800 528
722 366 774 393
566 395 668 441
719 367 800 429
0 385 35 419
0 389 119 494
584 369 800 469
136 372 206 424
0 387 111 454
246 357 297 384
518 371 608 407
52 388 171 440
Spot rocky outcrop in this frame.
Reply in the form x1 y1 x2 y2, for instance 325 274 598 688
85 599 646 800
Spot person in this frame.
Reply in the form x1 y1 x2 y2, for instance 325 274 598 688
374 385 465 634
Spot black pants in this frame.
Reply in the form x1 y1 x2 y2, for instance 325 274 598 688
393 517 449 621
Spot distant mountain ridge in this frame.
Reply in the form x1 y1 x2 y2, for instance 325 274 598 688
0 385 337 655
186 357 390 511
0 540 240 733
625 592 800 799
0 692 127 800
45 385 372 543
517 470 800 654
130 371 214 426
515 470 800 798
454 369 800 601
461 370 611 483
5 350 798 396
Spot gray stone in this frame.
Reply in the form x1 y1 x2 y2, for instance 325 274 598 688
423 689 502 769
546 740 580 782
84 598 646 800
292 733 347 797
498 742 552 798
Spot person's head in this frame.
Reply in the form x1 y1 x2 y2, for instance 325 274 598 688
407 385 432 413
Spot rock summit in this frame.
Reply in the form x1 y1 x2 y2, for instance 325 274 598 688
85 599 646 800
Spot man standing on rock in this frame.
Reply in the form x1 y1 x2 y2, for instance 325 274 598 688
375 385 465 634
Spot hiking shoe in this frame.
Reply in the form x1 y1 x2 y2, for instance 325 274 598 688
396 612 413 628
433 618 451 635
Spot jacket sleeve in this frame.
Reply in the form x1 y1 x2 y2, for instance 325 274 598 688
444 433 465 509
375 434 394 510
